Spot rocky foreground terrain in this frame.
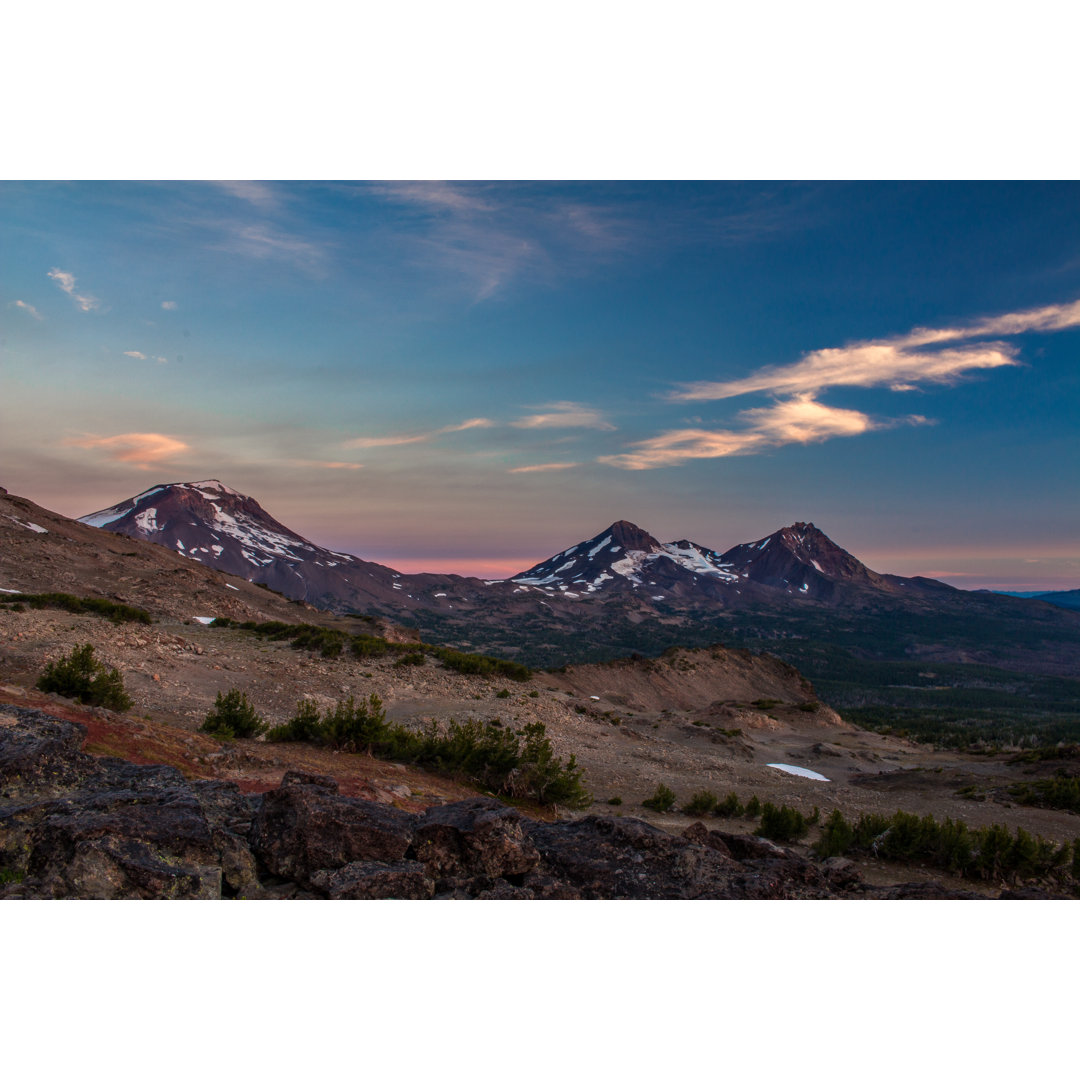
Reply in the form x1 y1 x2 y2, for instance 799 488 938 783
3 484 1079 899
3 706 1001 899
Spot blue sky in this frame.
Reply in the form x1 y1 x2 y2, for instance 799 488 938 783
3 181 1079 587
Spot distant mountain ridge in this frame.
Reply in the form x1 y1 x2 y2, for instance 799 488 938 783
76 480 1080 679
80 480 933 614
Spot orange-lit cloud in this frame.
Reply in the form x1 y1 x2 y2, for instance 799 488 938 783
511 401 615 430
507 462 581 474
344 417 493 450
65 432 189 469
668 297 1080 403
599 395 921 470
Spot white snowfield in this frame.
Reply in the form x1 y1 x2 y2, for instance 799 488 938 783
515 538 740 592
193 616 216 625
766 763 830 782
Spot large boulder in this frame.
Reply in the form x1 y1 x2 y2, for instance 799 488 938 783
250 774 414 886
412 798 540 881
311 860 435 900
0 707 90 795
526 815 744 899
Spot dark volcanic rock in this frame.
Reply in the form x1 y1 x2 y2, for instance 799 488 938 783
412 798 540 879
2 707 1033 901
681 821 734 858
0 707 90 794
865 881 983 900
250 778 414 886
526 815 743 899
311 860 434 900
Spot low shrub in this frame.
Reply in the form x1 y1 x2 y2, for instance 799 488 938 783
200 689 267 739
266 697 588 808
756 802 809 843
16 592 151 625
682 790 719 817
715 792 743 818
37 644 132 710
643 783 677 812
812 807 1071 885
743 795 761 818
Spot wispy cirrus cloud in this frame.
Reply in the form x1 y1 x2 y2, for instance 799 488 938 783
123 350 168 364
215 223 325 269
511 401 615 431
343 417 493 450
507 462 581 474
668 297 1080 402
161 300 178 310
47 268 98 312
603 297 1080 469
368 182 636 302
214 180 281 210
600 395 928 470
64 432 189 469
11 300 43 320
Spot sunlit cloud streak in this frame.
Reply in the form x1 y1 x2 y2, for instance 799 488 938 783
64 432 189 469
600 395 927 470
343 417 493 450
47 268 98 312
507 462 581 474
668 297 1080 402
512 401 615 431
161 300 177 310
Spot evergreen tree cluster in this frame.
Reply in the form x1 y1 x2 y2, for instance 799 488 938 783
36 643 132 710
813 807 1074 885
266 694 589 808
210 618 532 680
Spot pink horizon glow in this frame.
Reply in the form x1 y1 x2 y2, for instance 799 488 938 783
363 556 528 579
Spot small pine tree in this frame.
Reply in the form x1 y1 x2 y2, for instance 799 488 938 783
715 792 743 818
744 795 761 818
681 790 719 817
201 689 267 739
37 643 132 710
814 809 855 857
643 783 677 812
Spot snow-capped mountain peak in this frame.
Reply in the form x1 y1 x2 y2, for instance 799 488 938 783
512 521 741 596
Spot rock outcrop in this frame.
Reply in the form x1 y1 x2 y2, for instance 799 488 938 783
0 707 996 900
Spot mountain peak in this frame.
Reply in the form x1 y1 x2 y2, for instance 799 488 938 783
603 520 663 553
720 522 884 594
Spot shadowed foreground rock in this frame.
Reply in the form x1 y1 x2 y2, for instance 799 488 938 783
0 706 1007 900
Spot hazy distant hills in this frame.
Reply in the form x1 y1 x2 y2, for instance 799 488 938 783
993 588 1080 612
